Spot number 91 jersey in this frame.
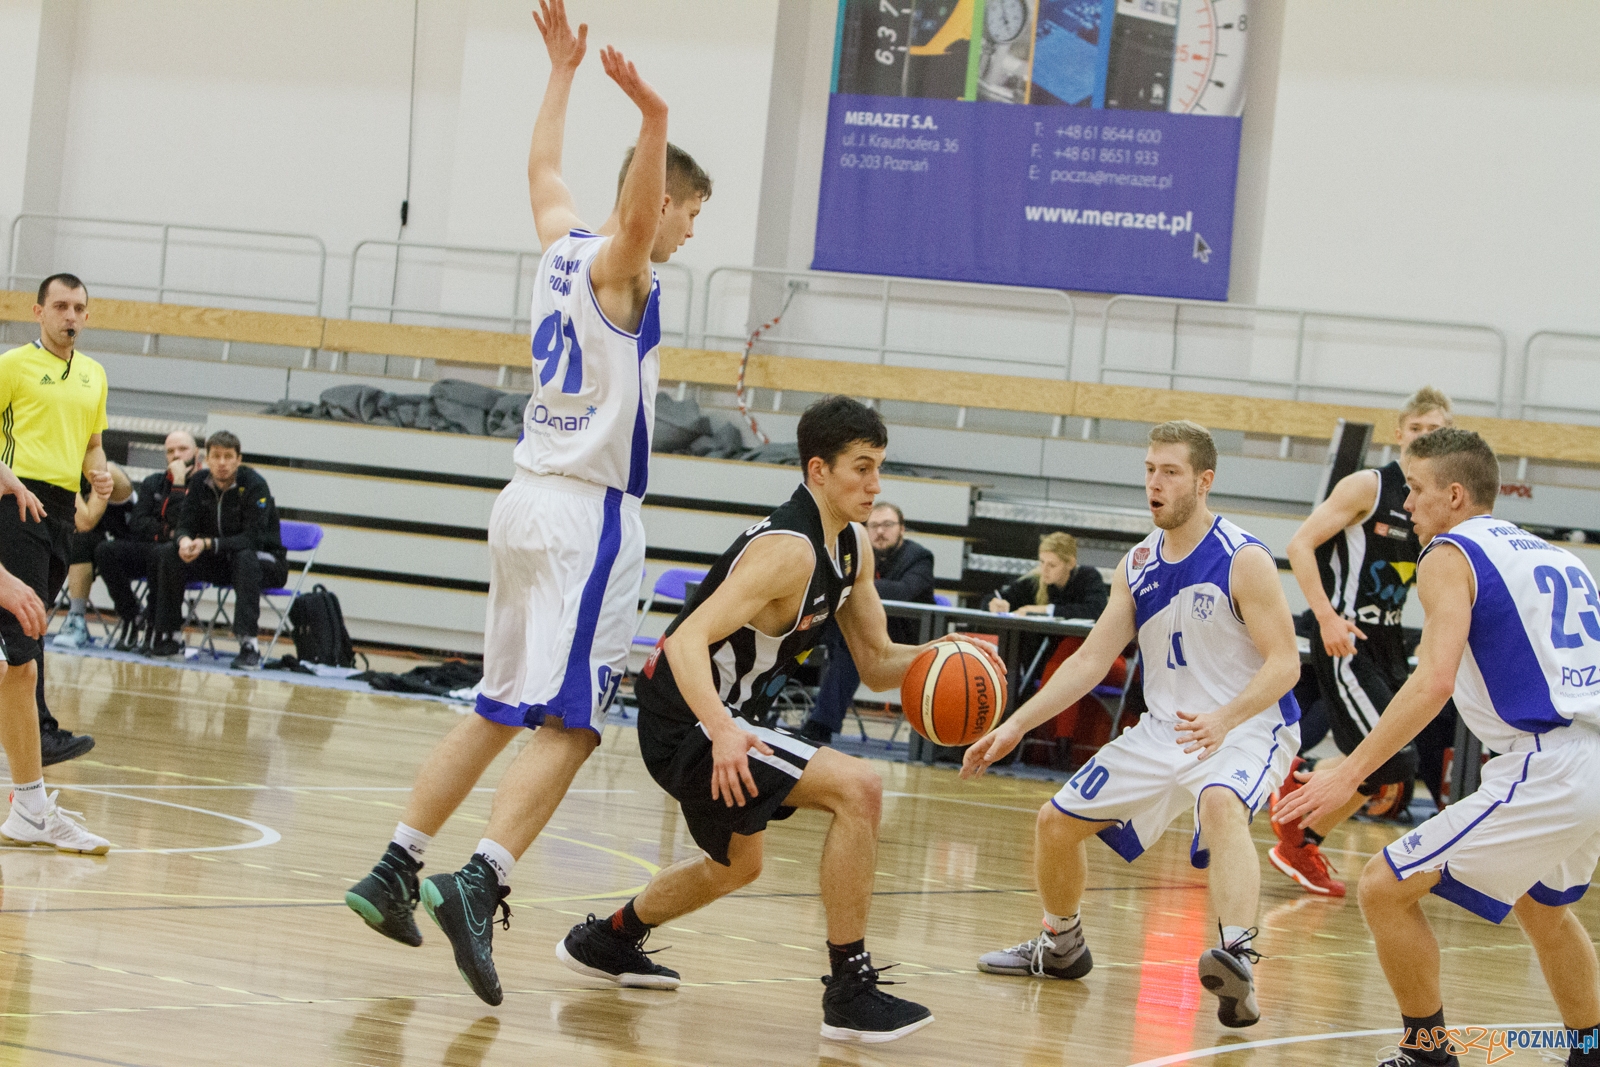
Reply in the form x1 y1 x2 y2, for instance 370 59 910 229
1424 515 1600 751
513 230 662 499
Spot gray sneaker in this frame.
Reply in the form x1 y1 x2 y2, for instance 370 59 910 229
52 613 90 649
1198 927 1261 1027
977 924 1093 980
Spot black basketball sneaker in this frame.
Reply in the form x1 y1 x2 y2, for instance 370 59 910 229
344 843 423 947
557 913 681 989
820 953 933 1043
420 854 511 1006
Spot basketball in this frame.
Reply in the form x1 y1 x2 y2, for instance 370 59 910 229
900 640 1007 746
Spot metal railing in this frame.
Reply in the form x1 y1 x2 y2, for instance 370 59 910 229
700 266 1077 379
1096 294 1510 416
1519 330 1600 425
6 213 326 315
346 238 694 345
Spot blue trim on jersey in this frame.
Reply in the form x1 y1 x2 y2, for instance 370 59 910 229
1130 516 1266 629
1389 751 1535 875
1435 533 1568 733
1277 691 1302 727
474 691 528 728
586 265 648 339
540 486 625 732
625 281 662 499
1049 798 1146 862
1431 866 1513 924
568 229 601 238
1529 880 1589 907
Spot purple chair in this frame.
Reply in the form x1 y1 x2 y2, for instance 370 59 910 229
263 521 326 659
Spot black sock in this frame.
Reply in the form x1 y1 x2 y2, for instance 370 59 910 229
383 841 421 871
1303 827 1325 846
828 938 867 976
609 899 651 941
1567 1024 1600 1066
1400 1010 1454 1065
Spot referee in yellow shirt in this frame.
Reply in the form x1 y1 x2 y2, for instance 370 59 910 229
0 273 112 853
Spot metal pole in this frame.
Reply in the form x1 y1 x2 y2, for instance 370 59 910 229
878 277 891 365
1291 311 1307 401
1169 304 1180 391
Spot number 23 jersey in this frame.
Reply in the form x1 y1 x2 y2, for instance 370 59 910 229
513 230 662 498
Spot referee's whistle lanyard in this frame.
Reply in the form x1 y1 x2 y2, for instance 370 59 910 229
34 339 73 379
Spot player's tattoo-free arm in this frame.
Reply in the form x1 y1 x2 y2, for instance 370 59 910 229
1276 545 1471 827
962 564 1137 779
527 0 588 248
1286 469 1379 657
588 46 667 297
1175 545 1301 758
661 535 816 807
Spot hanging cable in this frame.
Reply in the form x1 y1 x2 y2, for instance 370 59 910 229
734 283 801 445
387 0 421 324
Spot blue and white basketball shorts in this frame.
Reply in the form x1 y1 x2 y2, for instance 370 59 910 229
1383 723 1600 923
1050 712 1299 869
474 469 645 734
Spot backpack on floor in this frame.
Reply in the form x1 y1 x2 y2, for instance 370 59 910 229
287 584 355 667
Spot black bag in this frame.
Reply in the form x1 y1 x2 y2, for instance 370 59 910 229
287 584 355 667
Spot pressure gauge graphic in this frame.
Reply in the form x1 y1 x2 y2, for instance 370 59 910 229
985 0 1029 43
1169 0 1247 115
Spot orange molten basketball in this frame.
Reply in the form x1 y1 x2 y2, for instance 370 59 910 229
900 641 1007 746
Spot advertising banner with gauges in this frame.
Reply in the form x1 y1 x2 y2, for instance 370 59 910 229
813 0 1247 299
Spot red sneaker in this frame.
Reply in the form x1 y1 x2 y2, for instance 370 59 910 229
1269 757 1310 847
1269 840 1346 897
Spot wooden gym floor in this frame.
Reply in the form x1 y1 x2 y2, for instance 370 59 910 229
0 655 1580 1066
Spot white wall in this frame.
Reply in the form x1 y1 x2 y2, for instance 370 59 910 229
5 0 778 314
1255 1 1600 345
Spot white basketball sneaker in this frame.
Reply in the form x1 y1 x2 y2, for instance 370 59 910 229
1 792 110 855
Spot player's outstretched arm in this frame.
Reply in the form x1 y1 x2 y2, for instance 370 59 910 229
1287 469 1379 657
1276 544 1471 827
962 566 1137 779
1175 545 1302 758
527 0 588 248
588 45 667 295
662 535 814 808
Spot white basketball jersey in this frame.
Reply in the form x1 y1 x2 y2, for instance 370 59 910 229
512 230 661 497
1125 515 1301 727
1424 515 1600 751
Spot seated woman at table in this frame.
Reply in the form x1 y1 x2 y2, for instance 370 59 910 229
988 532 1108 622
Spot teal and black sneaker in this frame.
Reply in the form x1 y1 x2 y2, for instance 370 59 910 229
421 854 511 1006
345 843 424 947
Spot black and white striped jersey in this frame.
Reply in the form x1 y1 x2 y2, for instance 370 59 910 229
637 483 862 725
1315 460 1418 670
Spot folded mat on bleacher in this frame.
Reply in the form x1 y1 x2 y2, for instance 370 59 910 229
262 380 528 437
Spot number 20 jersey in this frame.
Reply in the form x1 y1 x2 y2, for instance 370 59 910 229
513 230 662 498
1423 515 1600 751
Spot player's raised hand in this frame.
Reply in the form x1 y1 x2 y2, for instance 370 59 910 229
709 721 774 808
961 723 1020 779
1174 709 1229 759
600 45 666 118
0 565 47 639
533 0 586 72
1318 613 1365 658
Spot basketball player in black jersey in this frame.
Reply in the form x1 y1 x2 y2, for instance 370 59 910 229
1270 387 1452 895
555 396 997 1043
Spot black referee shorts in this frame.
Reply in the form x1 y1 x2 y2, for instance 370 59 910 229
0 480 75 665
636 706 817 866
1308 632 1418 791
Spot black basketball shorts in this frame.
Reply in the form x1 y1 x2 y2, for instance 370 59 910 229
0 482 75 665
1309 637 1417 790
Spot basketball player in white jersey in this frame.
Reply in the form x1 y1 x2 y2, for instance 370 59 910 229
1279 428 1600 1067
1270 387 1452 896
345 0 711 1006
963 420 1303 1029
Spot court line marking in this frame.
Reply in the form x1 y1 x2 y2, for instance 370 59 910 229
0 1039 155 1067
1121 1021 1560 1066
66 787 281 854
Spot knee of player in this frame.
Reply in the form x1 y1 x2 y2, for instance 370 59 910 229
2 657 38 686
843 765 882 823
1197 785 1247 826
1356 854 1402 912
722 849 763 888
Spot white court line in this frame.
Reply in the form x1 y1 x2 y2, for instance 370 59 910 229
11 785 634 793
65 788 281 854
1121 1021 1558 1066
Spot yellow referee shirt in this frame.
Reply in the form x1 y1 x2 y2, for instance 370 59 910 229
0 342 109 492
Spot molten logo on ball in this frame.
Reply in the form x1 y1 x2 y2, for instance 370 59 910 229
901 641 1007 747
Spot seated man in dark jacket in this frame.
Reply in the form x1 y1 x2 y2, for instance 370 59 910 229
799 501 936 744
96 429 200 652
147 430 287 669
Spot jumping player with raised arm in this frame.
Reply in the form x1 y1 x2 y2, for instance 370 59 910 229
344 0 710 1007
962 421 1302 1029
1269 387 1452 896
1279 428 1600 1067
555 396 1000 1044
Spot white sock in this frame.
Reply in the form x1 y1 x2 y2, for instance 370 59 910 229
475 838 515 887
11 779 49 816
69 597 87 616
391 822 431 863
1221 925 1252 950
239 637 258 650
1043 910 1080 935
